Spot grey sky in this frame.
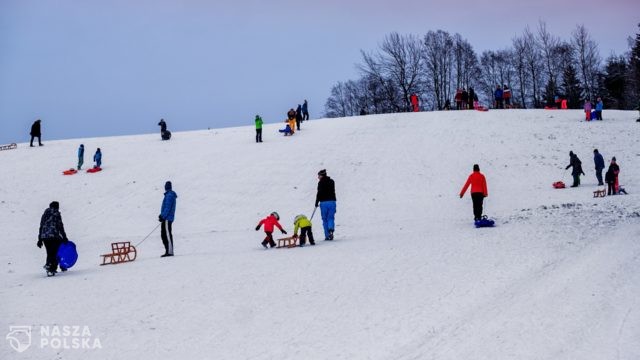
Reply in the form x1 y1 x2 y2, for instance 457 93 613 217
0 0 637 144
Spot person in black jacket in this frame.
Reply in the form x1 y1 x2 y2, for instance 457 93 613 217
315 169 337 240
30 119 43 147
38 201 68 276
566 151 585 187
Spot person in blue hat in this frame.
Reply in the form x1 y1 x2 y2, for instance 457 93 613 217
159 181 177 257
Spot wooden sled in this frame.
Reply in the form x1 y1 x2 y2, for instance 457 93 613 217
101 242 137 265
593 188 606 198
276 236 298 248
0 143 17 151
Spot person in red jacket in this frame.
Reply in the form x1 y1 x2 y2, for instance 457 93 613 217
255 212 287 248
459 164 488 221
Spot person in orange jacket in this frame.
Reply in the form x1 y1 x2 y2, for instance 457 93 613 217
255 211 287 248
459 164 488 221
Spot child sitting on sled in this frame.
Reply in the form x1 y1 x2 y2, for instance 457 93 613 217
279 123 293 136
292 214 314 246
255 212 287 248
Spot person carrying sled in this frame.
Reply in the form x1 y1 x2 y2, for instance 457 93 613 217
255 115 263 143
315 169 337 240
77 144 84 170
38 201 68 276
30 119 43 147
255 212 286 248
565 151 585 187
93 148 102 168
593 149 605 186
159 181 177 257
459 164 488 221
293 214 314 247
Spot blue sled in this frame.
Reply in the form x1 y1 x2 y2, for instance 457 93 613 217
57 241 78 269
474 217 495 228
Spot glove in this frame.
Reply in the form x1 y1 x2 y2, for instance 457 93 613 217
292 234 298 239
459 194 463 198
315 203 318 208
37 240 43 248
281 230 287 234
255 225 260 231
158 215 164 222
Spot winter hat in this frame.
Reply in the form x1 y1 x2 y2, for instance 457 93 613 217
612 157 616 162
49 201 59 210
270 211 280 220
318 169 327 176
165 181 172 191
569 151 574 156
473 164 480 172
294 214 307 223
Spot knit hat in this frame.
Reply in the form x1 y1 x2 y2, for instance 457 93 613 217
318 169 327 176
612 157 616 161
270 211 280 220
49 201 59 210
473 164 480 172
165 181 172 191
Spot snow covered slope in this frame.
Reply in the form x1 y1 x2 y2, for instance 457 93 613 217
1 110 639 359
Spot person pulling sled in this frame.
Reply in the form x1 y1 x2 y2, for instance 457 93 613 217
459 164 488 221
38 201 69 276
255 212 286 248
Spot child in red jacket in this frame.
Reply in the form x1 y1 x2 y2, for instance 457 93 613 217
255 212 287 248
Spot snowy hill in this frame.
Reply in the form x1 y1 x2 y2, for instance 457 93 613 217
1 110 639 359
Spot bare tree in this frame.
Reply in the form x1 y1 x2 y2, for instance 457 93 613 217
423 30 455 110
572 24 601 100
537 21 562 88
379 33 424 111
522 27 544 107
512 35 530 108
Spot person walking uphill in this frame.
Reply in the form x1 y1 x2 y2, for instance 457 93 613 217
315 169 337 240
159 181 177 257
302 100 309 121
459 164 488 221
38 201 68 276
566 151 585 187
255 212 286 248
593 149 605 186
30 119 43 147
295 104 303 131
255 115 263 143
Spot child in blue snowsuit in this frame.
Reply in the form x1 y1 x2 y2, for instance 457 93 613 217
93 148 102 168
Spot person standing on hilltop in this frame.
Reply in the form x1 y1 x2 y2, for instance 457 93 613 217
254 115 263 143
159 181 177 257
302 100 309 121
30 119 43 147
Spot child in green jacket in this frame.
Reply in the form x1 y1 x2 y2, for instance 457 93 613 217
255 115 263 143
293 214 314 246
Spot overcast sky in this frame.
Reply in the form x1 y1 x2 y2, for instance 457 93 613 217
1 0 638 144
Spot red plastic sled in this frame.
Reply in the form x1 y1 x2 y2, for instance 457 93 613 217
553 181 565 189
87 167 102 173
62 169 78 175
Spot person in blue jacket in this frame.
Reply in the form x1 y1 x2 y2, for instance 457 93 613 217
93 148 102 168
593 149 605 186
158 181 177 257
595 97 603 120
302 100 309 120
77 144 84 170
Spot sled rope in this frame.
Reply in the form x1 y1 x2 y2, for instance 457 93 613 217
135 223 161 247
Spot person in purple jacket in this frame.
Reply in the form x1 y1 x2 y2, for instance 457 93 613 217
584 99 592 121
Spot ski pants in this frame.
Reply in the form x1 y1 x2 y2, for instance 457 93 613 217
262 231 276 248
607 182 615 195
303 112 309 121
161 220 174 255
255 128 262 143
43 237 62 271
30 135 42 146
299 226 315 245
596 169 603 185
78 157 84 170
471 193 484 221
320 201 336 239
572 173 580 187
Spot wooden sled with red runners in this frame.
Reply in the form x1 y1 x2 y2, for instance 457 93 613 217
100 242 137 265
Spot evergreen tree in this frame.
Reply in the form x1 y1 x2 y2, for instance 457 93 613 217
561 63 582 109
627 23 640 109
602 55 627 109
